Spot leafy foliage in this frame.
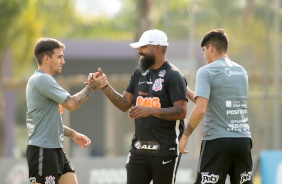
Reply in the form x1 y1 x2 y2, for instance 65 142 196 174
0 0 29 53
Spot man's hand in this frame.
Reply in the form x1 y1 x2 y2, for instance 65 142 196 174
85 68 108 90
128 106 151 119
179 134 189 154
72 132 91 149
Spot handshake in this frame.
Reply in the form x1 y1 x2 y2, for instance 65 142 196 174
84 68 109 91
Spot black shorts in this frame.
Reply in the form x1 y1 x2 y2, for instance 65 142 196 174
126 153 181 184
195 138 253 184
26 145 75 184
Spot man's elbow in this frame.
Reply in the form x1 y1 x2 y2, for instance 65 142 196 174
119 105 130 112
196 107 206 117
69 108 76 112
62 102 77 112
179 114 186 120
65 106 76 112
62 96 77 112
116 102 131 112
179 107 187 119
120 108 128 112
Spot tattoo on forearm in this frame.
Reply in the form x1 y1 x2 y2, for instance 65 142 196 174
103 85 130 110
64 127 74 138
159 111 182 121
159 107 184 121
89 81 100 90
184 123 194 137
66 86 93 109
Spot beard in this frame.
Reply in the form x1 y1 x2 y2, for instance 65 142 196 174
139 54 155 73
54 67 62 74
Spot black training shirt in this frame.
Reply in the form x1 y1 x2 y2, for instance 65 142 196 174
126 61 188 156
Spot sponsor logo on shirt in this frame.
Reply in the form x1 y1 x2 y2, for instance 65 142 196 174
226 101 232 107
226 100 247 108
138 91 149 96
225 68 244 76
226 109 247 115
136 96 161 108
227 124 250 132
134 140 160 153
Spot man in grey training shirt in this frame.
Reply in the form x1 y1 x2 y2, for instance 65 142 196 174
26 38 108 184
179 29 253 183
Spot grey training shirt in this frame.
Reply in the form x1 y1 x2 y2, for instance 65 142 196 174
194 58 251 140
26 69 69 148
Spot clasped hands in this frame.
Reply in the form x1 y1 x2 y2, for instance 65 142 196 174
85 68 108 90
85 68 152 119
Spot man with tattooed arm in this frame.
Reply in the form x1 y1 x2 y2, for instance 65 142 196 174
25 38 107 184
89 29 191 184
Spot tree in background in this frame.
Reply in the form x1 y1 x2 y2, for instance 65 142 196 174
0 0 77 156
0 0 280 157
134 0 152 40
0 0 33 156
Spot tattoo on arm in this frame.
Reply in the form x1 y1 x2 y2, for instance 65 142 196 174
102 85 131 111
65 85 93 110
64 126 75 138
158 106 185 121
184 123 194 137
159 109 182 121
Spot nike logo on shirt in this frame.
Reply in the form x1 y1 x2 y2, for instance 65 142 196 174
138 81 153 85
138 81 146 85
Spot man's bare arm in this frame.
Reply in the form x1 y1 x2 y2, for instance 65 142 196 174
62 85 93 112
102 84 133 112
183 97 207 138
154 100 187 120
64 125 91 148
128 100 187 121
179 97 207 153
62 73 107 111
187 86 196 103
63 125 76 138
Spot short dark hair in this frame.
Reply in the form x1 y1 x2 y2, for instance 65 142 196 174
200 29 228 53
34 38 65 65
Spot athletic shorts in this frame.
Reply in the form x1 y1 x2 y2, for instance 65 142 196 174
26 145 75 184
126 153 181 184
195 138 253 184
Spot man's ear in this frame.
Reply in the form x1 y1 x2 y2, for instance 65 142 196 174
208 44 214 52
155 45 163 53
43 55 50 64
